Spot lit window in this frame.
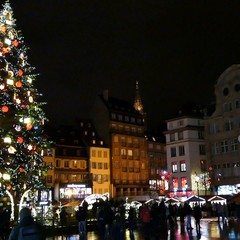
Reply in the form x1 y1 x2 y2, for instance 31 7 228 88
181 177 187 188
172 162 177 173
180 161 186 172
172 178 178 189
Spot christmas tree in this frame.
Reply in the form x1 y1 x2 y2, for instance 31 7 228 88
0 1 50 197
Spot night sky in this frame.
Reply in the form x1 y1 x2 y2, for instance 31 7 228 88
9 1 240 132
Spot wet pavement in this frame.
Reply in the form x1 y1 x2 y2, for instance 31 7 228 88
46 217 240 240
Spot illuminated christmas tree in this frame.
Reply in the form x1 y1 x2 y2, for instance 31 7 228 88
0 1 50 197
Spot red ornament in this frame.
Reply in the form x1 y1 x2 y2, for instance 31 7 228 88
2 105 9 112
17 136 24 143
12 40 19 47
15 81 22 88
19 167 25 173
18 69 24 76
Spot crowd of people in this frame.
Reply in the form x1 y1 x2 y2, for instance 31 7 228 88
1 198 240 240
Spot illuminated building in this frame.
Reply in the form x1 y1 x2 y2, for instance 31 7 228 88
91 90 149 200
205 64 240 195
146 134 168 196
164 111 207 198
44 126 91 203
78 119 111 196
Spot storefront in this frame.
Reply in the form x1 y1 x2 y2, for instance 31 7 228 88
59 183 92 201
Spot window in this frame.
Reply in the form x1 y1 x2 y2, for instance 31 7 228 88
46 175 52 183
92 150 96 157
198 131 204 139
199 145 206 155
225 120 233 131
230 138 238 152
170 134 175 142
125 116 129 122
121 148 127 158
73 160 77 168
128 149 133 159
181 177 187 188
172 162 177 173
131 117 135 123
179 146 185 156
92 162 96 169
178 132 183 140
114 161 120 168
111 113 116 119
98 151 102 158
118 114 123 121
209 123 220 134
236 99 240 109
103 151 108 158
104 163 108 169
64 161 69 168
170 147 176 157
180 161 186 172
172 178 178 189
114 148 119 156
221 140 228 153
56 159 61 167
179 120 183 126
98 163 102 169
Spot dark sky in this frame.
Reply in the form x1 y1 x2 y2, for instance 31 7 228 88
9 1 240 131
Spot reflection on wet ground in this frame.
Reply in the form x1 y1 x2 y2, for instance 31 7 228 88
46 217 240 240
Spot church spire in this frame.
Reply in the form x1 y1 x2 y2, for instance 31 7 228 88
134 80 144 114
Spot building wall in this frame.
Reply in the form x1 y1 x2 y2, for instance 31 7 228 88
165 116 206 197
205 64 240 194
90 146 111 195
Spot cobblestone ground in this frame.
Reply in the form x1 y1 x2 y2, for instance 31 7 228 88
46 217 240 240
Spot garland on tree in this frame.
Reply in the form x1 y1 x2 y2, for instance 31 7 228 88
0 0 52 197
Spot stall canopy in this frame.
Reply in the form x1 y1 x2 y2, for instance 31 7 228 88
165 197 180 204
185 195 206 204
208 196 227 204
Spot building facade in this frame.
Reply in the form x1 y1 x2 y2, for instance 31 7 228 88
91 91 149 200
205 64 240 195
146 135 167 196
78 119 111 196
164 115 208 198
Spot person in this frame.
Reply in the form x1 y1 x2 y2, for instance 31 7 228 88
8 207 45 240
193 204 202 234
184 202 193 230
75 206 87 240
60 207 68 226
139 203 151 239
0 208 11 240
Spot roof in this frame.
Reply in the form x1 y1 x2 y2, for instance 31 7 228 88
100 94 141 116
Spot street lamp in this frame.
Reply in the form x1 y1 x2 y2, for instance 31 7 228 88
195 174 200 204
